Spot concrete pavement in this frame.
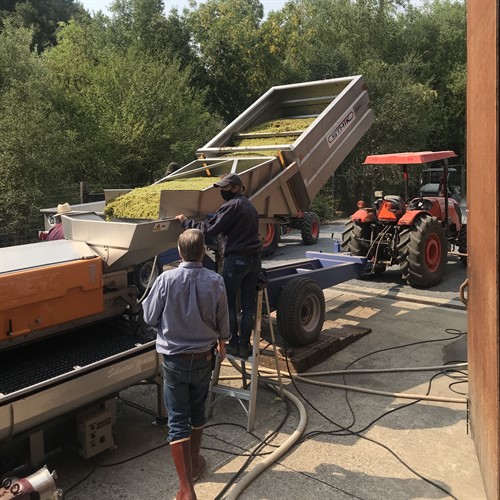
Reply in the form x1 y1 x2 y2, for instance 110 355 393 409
53 286 485 500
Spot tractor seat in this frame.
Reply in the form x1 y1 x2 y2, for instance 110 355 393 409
383 195 406 214
407 198 433 211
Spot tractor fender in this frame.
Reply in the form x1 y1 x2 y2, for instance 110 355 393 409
398 209 430 226
351 209 374 223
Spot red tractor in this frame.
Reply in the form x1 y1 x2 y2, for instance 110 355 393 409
341 151 467 288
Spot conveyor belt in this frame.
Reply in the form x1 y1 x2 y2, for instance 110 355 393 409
0 321 155 397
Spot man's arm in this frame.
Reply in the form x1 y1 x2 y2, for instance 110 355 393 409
176 203 235 238
141 279 165 326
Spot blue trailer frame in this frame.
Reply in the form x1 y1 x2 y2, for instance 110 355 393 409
263 252 366 310
257 251 366 346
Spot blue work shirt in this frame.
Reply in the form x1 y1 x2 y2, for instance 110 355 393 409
142 262 230 355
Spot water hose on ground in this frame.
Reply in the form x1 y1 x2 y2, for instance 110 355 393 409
219 361 468 404
225 388 307 500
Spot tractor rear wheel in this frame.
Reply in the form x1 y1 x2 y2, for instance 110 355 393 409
397 215 447 287
458 225 467 266
341 221 371 256
301 212 320 245
276 277 325 346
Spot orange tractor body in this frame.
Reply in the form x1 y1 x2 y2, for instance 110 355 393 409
341 151 467 287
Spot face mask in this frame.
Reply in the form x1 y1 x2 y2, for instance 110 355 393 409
221 190 235 201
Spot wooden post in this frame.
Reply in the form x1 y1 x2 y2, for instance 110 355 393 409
80 181 89 204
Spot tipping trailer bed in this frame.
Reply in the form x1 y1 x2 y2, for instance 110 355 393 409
42 76 373 226
154 76 373 223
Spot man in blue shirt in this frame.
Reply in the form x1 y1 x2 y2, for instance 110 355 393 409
143 229 229 499
175 173 262 360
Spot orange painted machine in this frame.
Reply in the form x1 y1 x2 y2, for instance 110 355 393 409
1 256 103 344
0 218 182 472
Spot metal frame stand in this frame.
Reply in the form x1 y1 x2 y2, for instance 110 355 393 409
206 285 284 432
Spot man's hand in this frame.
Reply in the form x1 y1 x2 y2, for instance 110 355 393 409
175 214 187 223
217 340 226 361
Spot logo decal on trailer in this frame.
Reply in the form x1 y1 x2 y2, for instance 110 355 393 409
326 109 355 148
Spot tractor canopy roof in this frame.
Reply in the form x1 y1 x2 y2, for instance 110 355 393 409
363 151 457 165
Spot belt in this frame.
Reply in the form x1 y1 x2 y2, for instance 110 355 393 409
171 349 213 360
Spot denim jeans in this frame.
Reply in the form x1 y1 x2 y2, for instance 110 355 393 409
162 354 213 442
222 253 261 345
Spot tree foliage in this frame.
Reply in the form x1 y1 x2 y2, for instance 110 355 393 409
0 21 79 234
186 0 278 120
44 16 223 186
0 0 86 51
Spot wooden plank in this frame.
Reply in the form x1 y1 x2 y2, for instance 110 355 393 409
467 2 500 498
257 319 371 374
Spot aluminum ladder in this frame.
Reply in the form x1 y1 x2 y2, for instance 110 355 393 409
206 284 284 432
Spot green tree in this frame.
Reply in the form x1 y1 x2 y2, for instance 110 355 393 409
0 22 80 236
397 0 466 155
186 0 279 120
44 18 223 186
265 0 402 82
107 0 207 91
0 0 86 51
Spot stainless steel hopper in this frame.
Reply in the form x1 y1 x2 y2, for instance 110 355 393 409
61 213 183 272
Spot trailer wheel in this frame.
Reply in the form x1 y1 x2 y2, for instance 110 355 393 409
130 258 162 296
261 223 280 257
398 215 447 288
301 212 320 245
341 221 371 256
277 277 325 346
458 225 467 266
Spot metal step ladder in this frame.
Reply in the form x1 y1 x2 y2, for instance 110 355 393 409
206 283 284 432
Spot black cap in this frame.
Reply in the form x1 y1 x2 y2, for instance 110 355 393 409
166 162 180 174
213 173 243 188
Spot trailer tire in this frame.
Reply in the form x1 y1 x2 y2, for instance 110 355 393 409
261 223 280 256
458 225 467 266
397 215 447 288
301 212 320 245
277 277 325 346
341 221 371 256
130 258 163 296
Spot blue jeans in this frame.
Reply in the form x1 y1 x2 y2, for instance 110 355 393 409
223 253 261 345
162 354 213 442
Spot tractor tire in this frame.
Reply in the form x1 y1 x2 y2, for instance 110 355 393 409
276 277 325 346
130 258 163 296
301 212 320 245
397 215 447 288
341 221 371 256
261 223 280 257
458 225 467 266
